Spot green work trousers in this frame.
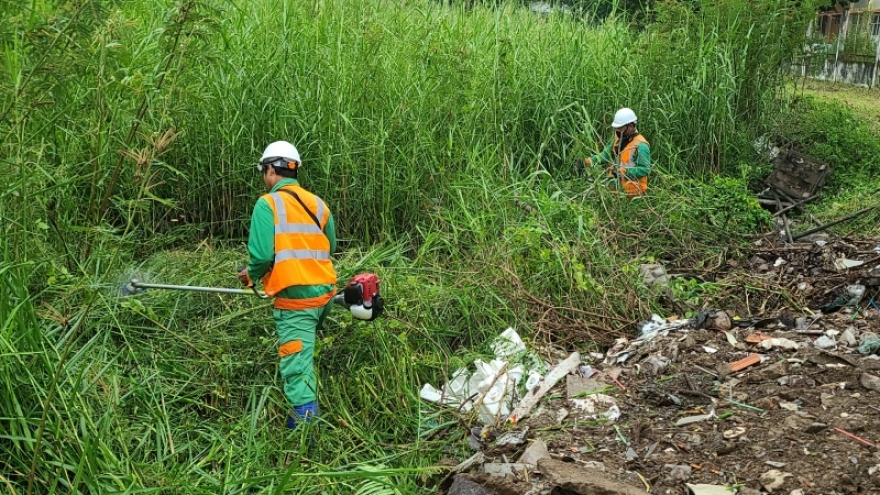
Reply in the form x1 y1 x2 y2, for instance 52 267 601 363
274 304 331 407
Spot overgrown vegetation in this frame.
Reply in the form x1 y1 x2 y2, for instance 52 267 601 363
777 94 880 231
3 0 864 492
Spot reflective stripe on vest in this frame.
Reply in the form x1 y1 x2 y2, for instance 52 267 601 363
614 134 648 169
613 134 649 197
260 185 337 296
276 249 332 262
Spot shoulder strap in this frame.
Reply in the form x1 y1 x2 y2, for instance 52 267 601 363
278 188 322 229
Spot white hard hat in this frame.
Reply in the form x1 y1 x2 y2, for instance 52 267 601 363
611 108 637 128
260 141 301 168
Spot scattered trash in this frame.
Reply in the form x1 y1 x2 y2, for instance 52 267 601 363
638 354 670 375
685 484 735 495
665 464 692 481
859 333 880 355
832 427 875 448
834 257 865 271
565 375 607 398
675 411 715 426
813 335 836 349
556 408 569 424
483 462 527 476
722 427 746 439
821 284 865 313
841 327 858 347
538 458 645 495
758 338 799 351
436 291 880 495
508 352 580 423
722 331 738 346
759 469 793 492
518 439 549 467
726 353 762 373
745 333 773 344
625 447 638 461
495 427 529 447
491 327 527 360
805 422 827 434
860 373 880 393
569 394 620 422
577 365 597 378
420 328 538 425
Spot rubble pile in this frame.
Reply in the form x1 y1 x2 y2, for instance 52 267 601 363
714 237 880 315
429 238 880 495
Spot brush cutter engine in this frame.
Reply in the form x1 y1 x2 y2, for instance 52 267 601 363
342 273 383 321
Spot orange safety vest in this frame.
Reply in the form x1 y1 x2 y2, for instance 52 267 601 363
260 184 337 299
609 134 649 198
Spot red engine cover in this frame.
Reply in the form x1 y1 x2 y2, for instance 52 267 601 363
345 273 380 307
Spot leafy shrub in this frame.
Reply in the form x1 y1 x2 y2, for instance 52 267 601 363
778 96 880 190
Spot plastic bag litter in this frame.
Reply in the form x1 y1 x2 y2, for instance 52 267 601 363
419 327 544 425
859 336 880 355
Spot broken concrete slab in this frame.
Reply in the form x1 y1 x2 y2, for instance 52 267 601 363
565 375 606 398
537 458 645 495
860 373 880 392
483 463 527 476
517 439 549 467
759 469 793 492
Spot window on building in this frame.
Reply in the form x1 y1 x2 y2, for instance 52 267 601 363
871 13 880 36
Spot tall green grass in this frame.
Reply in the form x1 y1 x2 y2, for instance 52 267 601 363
0 0 818 492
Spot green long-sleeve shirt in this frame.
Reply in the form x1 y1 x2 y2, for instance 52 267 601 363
589 139 651 179
247 178 337 299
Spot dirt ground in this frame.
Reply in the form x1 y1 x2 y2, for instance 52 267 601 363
440 236 880 495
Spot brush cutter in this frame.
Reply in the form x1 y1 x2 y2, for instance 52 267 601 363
122 272 384 321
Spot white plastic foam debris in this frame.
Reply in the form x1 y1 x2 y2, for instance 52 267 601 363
420 328 545 425
834 258 865 271
569 393 621 422
525 370 543 391
492 327 527 360
419 383 442 402
758 338 800 351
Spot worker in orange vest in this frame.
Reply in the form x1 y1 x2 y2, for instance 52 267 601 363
237 141 337 429
574 108 651 198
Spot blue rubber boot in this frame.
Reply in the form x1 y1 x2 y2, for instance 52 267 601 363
286 401 319 430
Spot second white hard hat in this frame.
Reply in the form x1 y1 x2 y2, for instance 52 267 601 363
611 108 637 128
260 141 301 168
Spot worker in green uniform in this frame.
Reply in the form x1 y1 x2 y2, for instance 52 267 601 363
574 107 651 198
238 141 337 429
